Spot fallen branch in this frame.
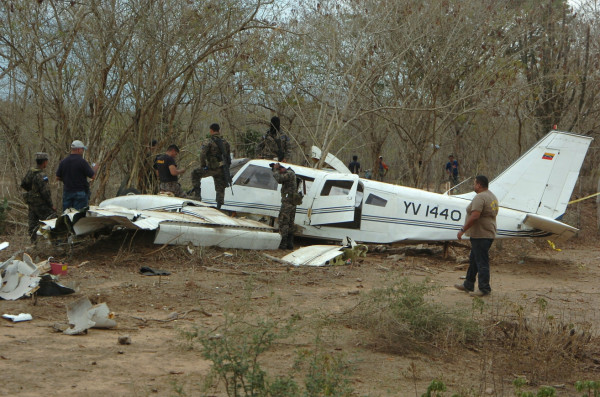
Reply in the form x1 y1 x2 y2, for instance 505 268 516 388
203 266 258 276
262 253 294 266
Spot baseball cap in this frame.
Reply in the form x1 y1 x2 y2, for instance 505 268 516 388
71 140 87 150
35 152 49 161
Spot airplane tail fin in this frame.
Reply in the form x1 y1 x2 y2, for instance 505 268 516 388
483 131 592 219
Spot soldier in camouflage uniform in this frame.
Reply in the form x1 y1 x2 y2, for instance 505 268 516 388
256 116 289 162
191 123 231 209
21 152 56 243
271 162 298 250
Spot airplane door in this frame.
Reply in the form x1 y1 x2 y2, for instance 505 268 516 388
308 174 359 225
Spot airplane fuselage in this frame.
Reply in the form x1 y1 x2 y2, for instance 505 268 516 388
202 160 543 244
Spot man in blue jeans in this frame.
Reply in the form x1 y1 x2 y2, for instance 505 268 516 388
56 140 98 211
455 175 498 297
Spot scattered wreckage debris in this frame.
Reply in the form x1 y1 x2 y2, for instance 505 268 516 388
0 241 8 251
278 237 368 267
0 253 74 300
0 253 42 300
139 266 171 276
40 195 281 250
2 313 33 322
62 297 117 335
37 274 75 296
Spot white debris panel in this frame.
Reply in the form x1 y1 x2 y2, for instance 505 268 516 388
282 238 368 267
40 195 281 250
64 297 117 335
0 253 47 300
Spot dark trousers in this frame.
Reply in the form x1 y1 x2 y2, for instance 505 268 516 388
28 205 56 242
62 190 88 211
464 238 494 293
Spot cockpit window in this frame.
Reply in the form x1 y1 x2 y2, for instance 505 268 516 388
365 193 387 207
320 180 354 196
233 165 278 190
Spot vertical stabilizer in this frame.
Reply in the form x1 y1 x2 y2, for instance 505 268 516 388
488 131 592 219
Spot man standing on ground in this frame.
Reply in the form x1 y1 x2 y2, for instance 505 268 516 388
375 156 388 181
446 154 459 185
155 144 186 197
271 162 298 250
455 175 499 297
56 140 98 210
348 155 361 175
192 123 231 209
21 152 56 242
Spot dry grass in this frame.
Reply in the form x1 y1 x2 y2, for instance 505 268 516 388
483 296 600 386
341 277 481 354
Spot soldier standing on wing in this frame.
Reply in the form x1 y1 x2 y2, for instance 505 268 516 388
192 123 231 209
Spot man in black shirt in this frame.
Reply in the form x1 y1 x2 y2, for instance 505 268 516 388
155 144 186 197
56 140 98 210
348 155 361 175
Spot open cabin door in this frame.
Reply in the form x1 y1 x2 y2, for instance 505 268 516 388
308 174 359 226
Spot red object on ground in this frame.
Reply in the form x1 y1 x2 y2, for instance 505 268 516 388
50 262 68 276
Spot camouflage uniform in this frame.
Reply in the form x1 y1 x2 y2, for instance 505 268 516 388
192 134 231 208
256 133 289 161
21 165 55 242
272 166 297 249
159 181 186 197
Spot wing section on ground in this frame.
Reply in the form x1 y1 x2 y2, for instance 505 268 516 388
522 213 578 242
41 195 281 249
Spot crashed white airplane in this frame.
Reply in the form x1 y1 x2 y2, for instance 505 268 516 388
197 130 592 244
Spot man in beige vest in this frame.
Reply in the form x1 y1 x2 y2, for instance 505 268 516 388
455 175 499 297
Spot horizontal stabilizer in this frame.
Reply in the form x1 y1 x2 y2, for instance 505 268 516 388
523 213 578 242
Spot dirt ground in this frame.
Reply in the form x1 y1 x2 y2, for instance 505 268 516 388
1 200 600 397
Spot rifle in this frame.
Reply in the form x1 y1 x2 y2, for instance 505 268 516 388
213 136 234 195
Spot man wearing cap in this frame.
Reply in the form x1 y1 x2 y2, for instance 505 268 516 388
192 123 231 208
256 116 289 162
155 144 186 197
21 152 56 243
56 140 98 210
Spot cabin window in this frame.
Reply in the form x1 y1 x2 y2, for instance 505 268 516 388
365 193 387 207
320 180 354 196
234 165 278 191
296 175 315 194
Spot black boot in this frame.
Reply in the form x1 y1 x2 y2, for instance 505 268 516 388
278 234 287 250
286 234 294 250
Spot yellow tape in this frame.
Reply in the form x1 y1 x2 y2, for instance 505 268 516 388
547 240 562 251
568 192 600 205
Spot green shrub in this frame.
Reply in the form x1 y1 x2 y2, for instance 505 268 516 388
295 341 353 397
575 380 600 397
197 315 295 396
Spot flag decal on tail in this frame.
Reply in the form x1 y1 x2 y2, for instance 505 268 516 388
542 152 555 160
